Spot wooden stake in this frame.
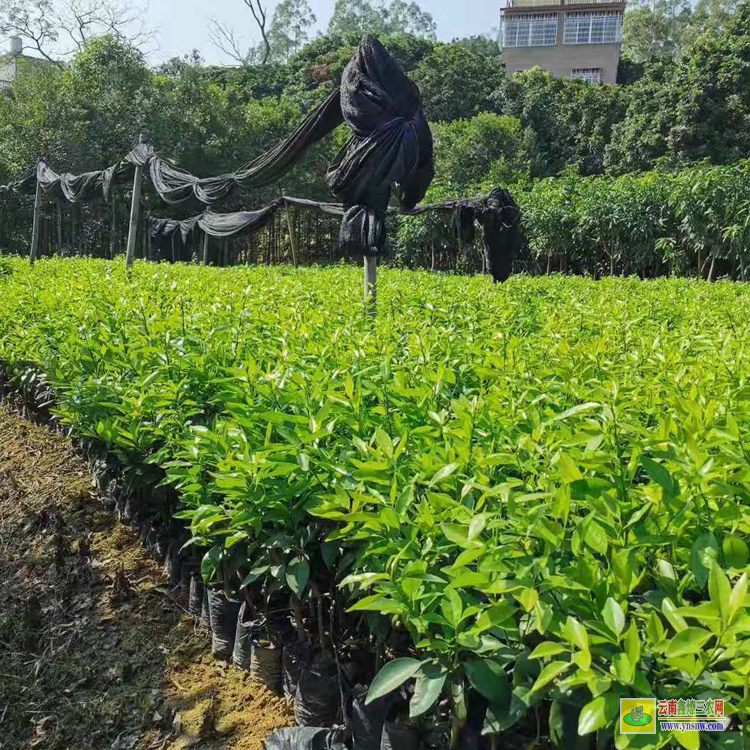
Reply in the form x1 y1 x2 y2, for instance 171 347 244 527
202 231 209 265
125 137 144 270
284 202 298 268
57 201 63 254
30 177 42 266
109 188 116 260
364 255 377 313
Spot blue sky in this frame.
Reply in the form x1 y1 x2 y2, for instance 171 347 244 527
145 0 503 64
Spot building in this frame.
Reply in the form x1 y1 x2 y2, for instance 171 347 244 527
499 0 625 84
0 37 53 93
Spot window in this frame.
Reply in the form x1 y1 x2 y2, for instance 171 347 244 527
502 13 558 47
571 68 601 83
564 11 622 44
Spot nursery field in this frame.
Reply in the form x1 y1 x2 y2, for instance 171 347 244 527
1 256 749 750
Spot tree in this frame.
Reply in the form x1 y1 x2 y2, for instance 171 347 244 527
410 42 505 123
209 0 271 66
623 0 741 62
327 0 436 39
607 0 750 173
500 68 628 176
0 0 154 66
382 0 436 39
623 0 693 63
268 0 317 63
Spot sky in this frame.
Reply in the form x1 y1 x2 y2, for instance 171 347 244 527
142 0 503 65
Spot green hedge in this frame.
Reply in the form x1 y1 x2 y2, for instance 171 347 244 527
0 259 749 748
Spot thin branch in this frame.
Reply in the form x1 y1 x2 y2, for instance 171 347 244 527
242 0 270 65
208 18 254 65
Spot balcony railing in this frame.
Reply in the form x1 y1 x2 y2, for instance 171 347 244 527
506 0 562 7
506 0 622 6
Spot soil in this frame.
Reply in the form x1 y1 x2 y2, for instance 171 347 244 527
0 399 292 750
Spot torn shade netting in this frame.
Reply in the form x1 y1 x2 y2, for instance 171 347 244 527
0 35 434 258
149 189 523 283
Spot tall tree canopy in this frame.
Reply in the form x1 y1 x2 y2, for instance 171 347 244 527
268 0 317 62
327 0 436 39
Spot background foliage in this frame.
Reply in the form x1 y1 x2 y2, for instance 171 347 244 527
1 0 750 277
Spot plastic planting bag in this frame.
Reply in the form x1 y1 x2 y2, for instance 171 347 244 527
350 684 395 750
200 587 211 630
282 636 312 702
232 603 260 670
233 604 282 692
379 721 420 750
294 659 342 728
207 588 241 661
263 727 345 750
188 572 204 617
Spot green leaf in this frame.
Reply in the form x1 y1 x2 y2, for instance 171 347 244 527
613 652 634 684
530 661 572 693
708 560 732 623
728 573 748 624
201 546 222 583
641 456 675 495
529 642 568 659
578 694 618 736
565 616 589 651
558 453 583 483
723 535 749 569
464 658 510 704
662 598 688 633
475 602 517 633
516 587 539 612
673 730 701 750
441 589 463 629
286 558 310 598
666 627 713 657
241 564 269 587
347 595 405 614
410 662 447 717
429 462 460 486
555 402 600 421
690 532 719 588
603 598 625 637
367 658 422 704
585 522 608 555
624 620 641 665
468 514 487 540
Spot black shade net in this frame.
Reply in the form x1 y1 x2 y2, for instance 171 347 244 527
149 189 523 283
0 35 438 258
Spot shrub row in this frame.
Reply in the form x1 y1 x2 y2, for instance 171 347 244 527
0 259 749 748
395 160 750 281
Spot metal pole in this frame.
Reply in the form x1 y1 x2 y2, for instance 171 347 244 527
364 255 377 313
202 231 209 265
57 200 63 254
284 202 298 268
109 188 116 259
30 177 42 266
125 136 144 270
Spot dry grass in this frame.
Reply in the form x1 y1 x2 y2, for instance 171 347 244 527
0 399 292 750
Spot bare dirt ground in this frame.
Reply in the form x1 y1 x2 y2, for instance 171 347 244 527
0 400 292 750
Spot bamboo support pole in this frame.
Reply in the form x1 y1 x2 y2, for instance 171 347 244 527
364 255 377 314
202 231 209 265
30 178 42 266
284 202 299 268
57 201 63 253
109 188 116 259
125 136 144 270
